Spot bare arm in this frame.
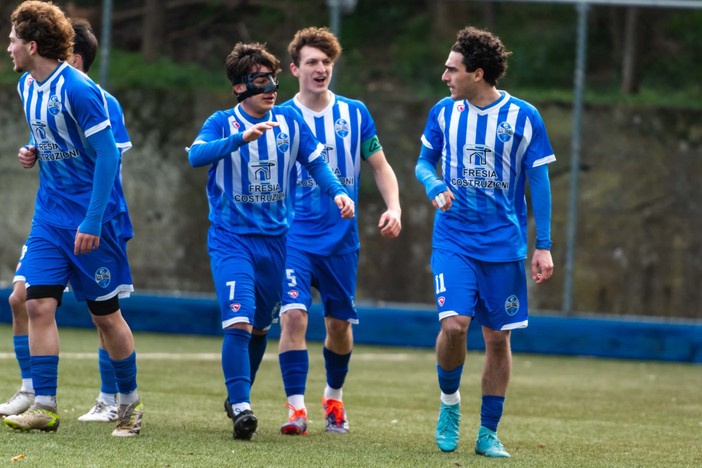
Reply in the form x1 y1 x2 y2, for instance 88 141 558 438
367 150 401 238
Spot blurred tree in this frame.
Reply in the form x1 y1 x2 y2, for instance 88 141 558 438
620 6 640 94
142 0 166 61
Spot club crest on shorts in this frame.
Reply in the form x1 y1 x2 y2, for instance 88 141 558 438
229 303 241 312
95 267 111 288
504 295 519 316
288 290 299 299
437 296 446 307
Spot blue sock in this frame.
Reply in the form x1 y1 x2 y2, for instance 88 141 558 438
248 333 268 384
110 351 138 395
14 335 31 379
98 347 118 394
30 355 59 397
323 347 351 390
480 395 506 432
223 328 251 404
279 350 309 396
437 364 463 395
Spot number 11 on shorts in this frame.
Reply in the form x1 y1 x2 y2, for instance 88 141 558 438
435 273 446 294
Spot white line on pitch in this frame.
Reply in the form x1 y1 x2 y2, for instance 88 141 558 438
0 352 430 361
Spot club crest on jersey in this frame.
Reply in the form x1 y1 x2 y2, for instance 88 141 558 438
288 290 299 299
95 267 111 288
457 103 466 112
504 295 520 316
276 132 290 152
230 303 241 312
334 118 350 138
437 296 446 307
48 95 62 116
497 122 514 142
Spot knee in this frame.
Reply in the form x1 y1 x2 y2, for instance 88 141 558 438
325 317 350 340
281 309 308 334
441 319 468 343
484 330 511 354
8 289 26 315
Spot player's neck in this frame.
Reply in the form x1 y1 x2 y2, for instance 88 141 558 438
29 58 61 83
467 87 501 109
297 89 331 113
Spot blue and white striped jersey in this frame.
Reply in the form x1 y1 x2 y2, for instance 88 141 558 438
102 87 131 156
282 93 377 255
17 62 124 230
421 91 556 262
191 104 328 235
102 87 133 239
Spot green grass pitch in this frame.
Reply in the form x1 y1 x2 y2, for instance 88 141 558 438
1 325 700 467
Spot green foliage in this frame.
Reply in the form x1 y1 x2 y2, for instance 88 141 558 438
1 325 701 467
93 50 230 90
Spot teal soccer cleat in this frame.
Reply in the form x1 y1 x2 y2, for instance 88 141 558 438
435 402 460 452
475 426 510 458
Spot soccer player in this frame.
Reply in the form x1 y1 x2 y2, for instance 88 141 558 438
415 26 555 458
0 17 131 425
187 41 354 440
277 27 401 435
3 1 142 436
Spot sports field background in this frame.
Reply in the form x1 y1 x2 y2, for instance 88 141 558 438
1 325 700 467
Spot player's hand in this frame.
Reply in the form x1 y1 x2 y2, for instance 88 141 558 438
18 145 37 169
432 189 455 212
334 194 355 219
74 229 101 256
242 121 279 142
378 208 401 238
531 249 554 283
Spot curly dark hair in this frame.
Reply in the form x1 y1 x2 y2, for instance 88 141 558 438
11 1 74 61
288 27 342 66
225 42 281 85
451 26 512 87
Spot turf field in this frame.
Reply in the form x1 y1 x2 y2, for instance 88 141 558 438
0 324 700 467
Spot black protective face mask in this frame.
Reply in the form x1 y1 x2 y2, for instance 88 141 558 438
235 72 279 102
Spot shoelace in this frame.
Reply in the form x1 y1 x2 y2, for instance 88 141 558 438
285 402 307 422
7 391 32 404
324 400 345 423
115 405 135 428
480 432 505 449
437 409 459 431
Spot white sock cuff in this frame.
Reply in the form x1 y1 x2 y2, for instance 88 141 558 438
440 390 461 406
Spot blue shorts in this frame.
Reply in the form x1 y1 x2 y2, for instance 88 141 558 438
208 226 285 331
13 244 28 284
21 216 134 302
281 246 358 323
431 248 528 331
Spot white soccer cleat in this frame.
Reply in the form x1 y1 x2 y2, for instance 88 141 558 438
0 390 35 419
78 400 119 422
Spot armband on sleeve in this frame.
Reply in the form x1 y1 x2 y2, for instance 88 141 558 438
361 135 382 160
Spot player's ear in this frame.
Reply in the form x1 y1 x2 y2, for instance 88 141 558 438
233 83 246 95
289 62 300 77
474 68 484 82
